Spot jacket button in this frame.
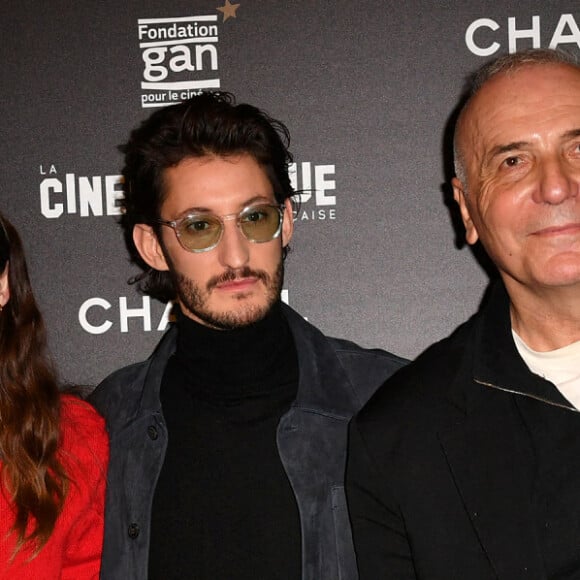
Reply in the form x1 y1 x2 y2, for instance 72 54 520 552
128 523 140 539
147 425 159 440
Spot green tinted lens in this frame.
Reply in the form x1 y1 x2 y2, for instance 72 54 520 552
240 205 282 242
178 214 222 251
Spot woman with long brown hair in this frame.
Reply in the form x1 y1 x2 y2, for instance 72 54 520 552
0 212 108 579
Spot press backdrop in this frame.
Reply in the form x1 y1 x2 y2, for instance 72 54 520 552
2 1 579 386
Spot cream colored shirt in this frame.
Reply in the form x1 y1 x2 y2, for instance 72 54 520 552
513 330 580 410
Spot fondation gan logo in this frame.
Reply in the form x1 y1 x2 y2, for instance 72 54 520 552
138 14 221 109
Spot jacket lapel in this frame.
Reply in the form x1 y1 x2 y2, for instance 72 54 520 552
277 305 359 580
438 282 545 579
281 304 359 415
438 390 546 579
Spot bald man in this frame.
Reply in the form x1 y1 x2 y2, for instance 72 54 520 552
347 49 580 579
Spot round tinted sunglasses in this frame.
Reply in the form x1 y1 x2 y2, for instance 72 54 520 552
156 203 285 253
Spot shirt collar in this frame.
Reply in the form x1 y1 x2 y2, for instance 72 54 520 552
472 280 575 411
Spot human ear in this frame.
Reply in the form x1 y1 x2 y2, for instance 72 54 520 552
281 198 294 247
452 178 479 245
0 262 9 309
133 224 170 271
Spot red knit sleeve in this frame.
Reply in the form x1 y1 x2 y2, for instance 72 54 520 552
58 395 110 580
0 395 109 580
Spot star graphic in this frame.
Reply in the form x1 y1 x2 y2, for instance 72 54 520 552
217 0 240 22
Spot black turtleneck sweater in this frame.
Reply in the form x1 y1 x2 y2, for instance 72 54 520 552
148 303 301 580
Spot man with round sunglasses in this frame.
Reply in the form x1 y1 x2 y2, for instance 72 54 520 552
89 92 405 580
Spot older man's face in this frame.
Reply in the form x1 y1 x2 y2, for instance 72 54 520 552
453 63 580 296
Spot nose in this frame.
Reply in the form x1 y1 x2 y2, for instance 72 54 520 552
217 220 250 269
535 156 579 205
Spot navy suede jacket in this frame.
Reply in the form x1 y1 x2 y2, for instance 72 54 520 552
90 304 406 580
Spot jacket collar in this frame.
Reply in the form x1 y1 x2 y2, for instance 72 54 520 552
139 323 178 414
280 304 359 416
447 280 573 413
139 303 358 418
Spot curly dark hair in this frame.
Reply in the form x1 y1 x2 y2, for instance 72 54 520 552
120 91 296 302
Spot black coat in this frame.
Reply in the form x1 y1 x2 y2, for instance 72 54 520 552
347 282 565 580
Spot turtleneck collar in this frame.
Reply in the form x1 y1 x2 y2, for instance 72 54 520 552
173 301 298 401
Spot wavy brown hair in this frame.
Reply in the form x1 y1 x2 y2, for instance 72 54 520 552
0 212 67 554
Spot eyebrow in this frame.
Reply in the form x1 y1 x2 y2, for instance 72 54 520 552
174 195 276 218
488 141 530 160
562 128 580 140
485 129 580 167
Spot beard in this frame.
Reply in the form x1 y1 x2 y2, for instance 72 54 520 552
171 260 284 330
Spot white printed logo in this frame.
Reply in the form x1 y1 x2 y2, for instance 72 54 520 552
39 165 123 219
290 162 337 222
38 160 338 222
78 291 291 335
138 15 220 108
465 14 580 56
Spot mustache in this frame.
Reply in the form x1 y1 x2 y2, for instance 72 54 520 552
207 267 270 290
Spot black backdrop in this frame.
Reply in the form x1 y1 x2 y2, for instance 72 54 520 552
3 1 579 385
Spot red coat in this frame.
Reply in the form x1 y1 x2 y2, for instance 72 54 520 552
0 395 109 579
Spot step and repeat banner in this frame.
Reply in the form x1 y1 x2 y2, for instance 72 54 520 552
2 1 579 386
